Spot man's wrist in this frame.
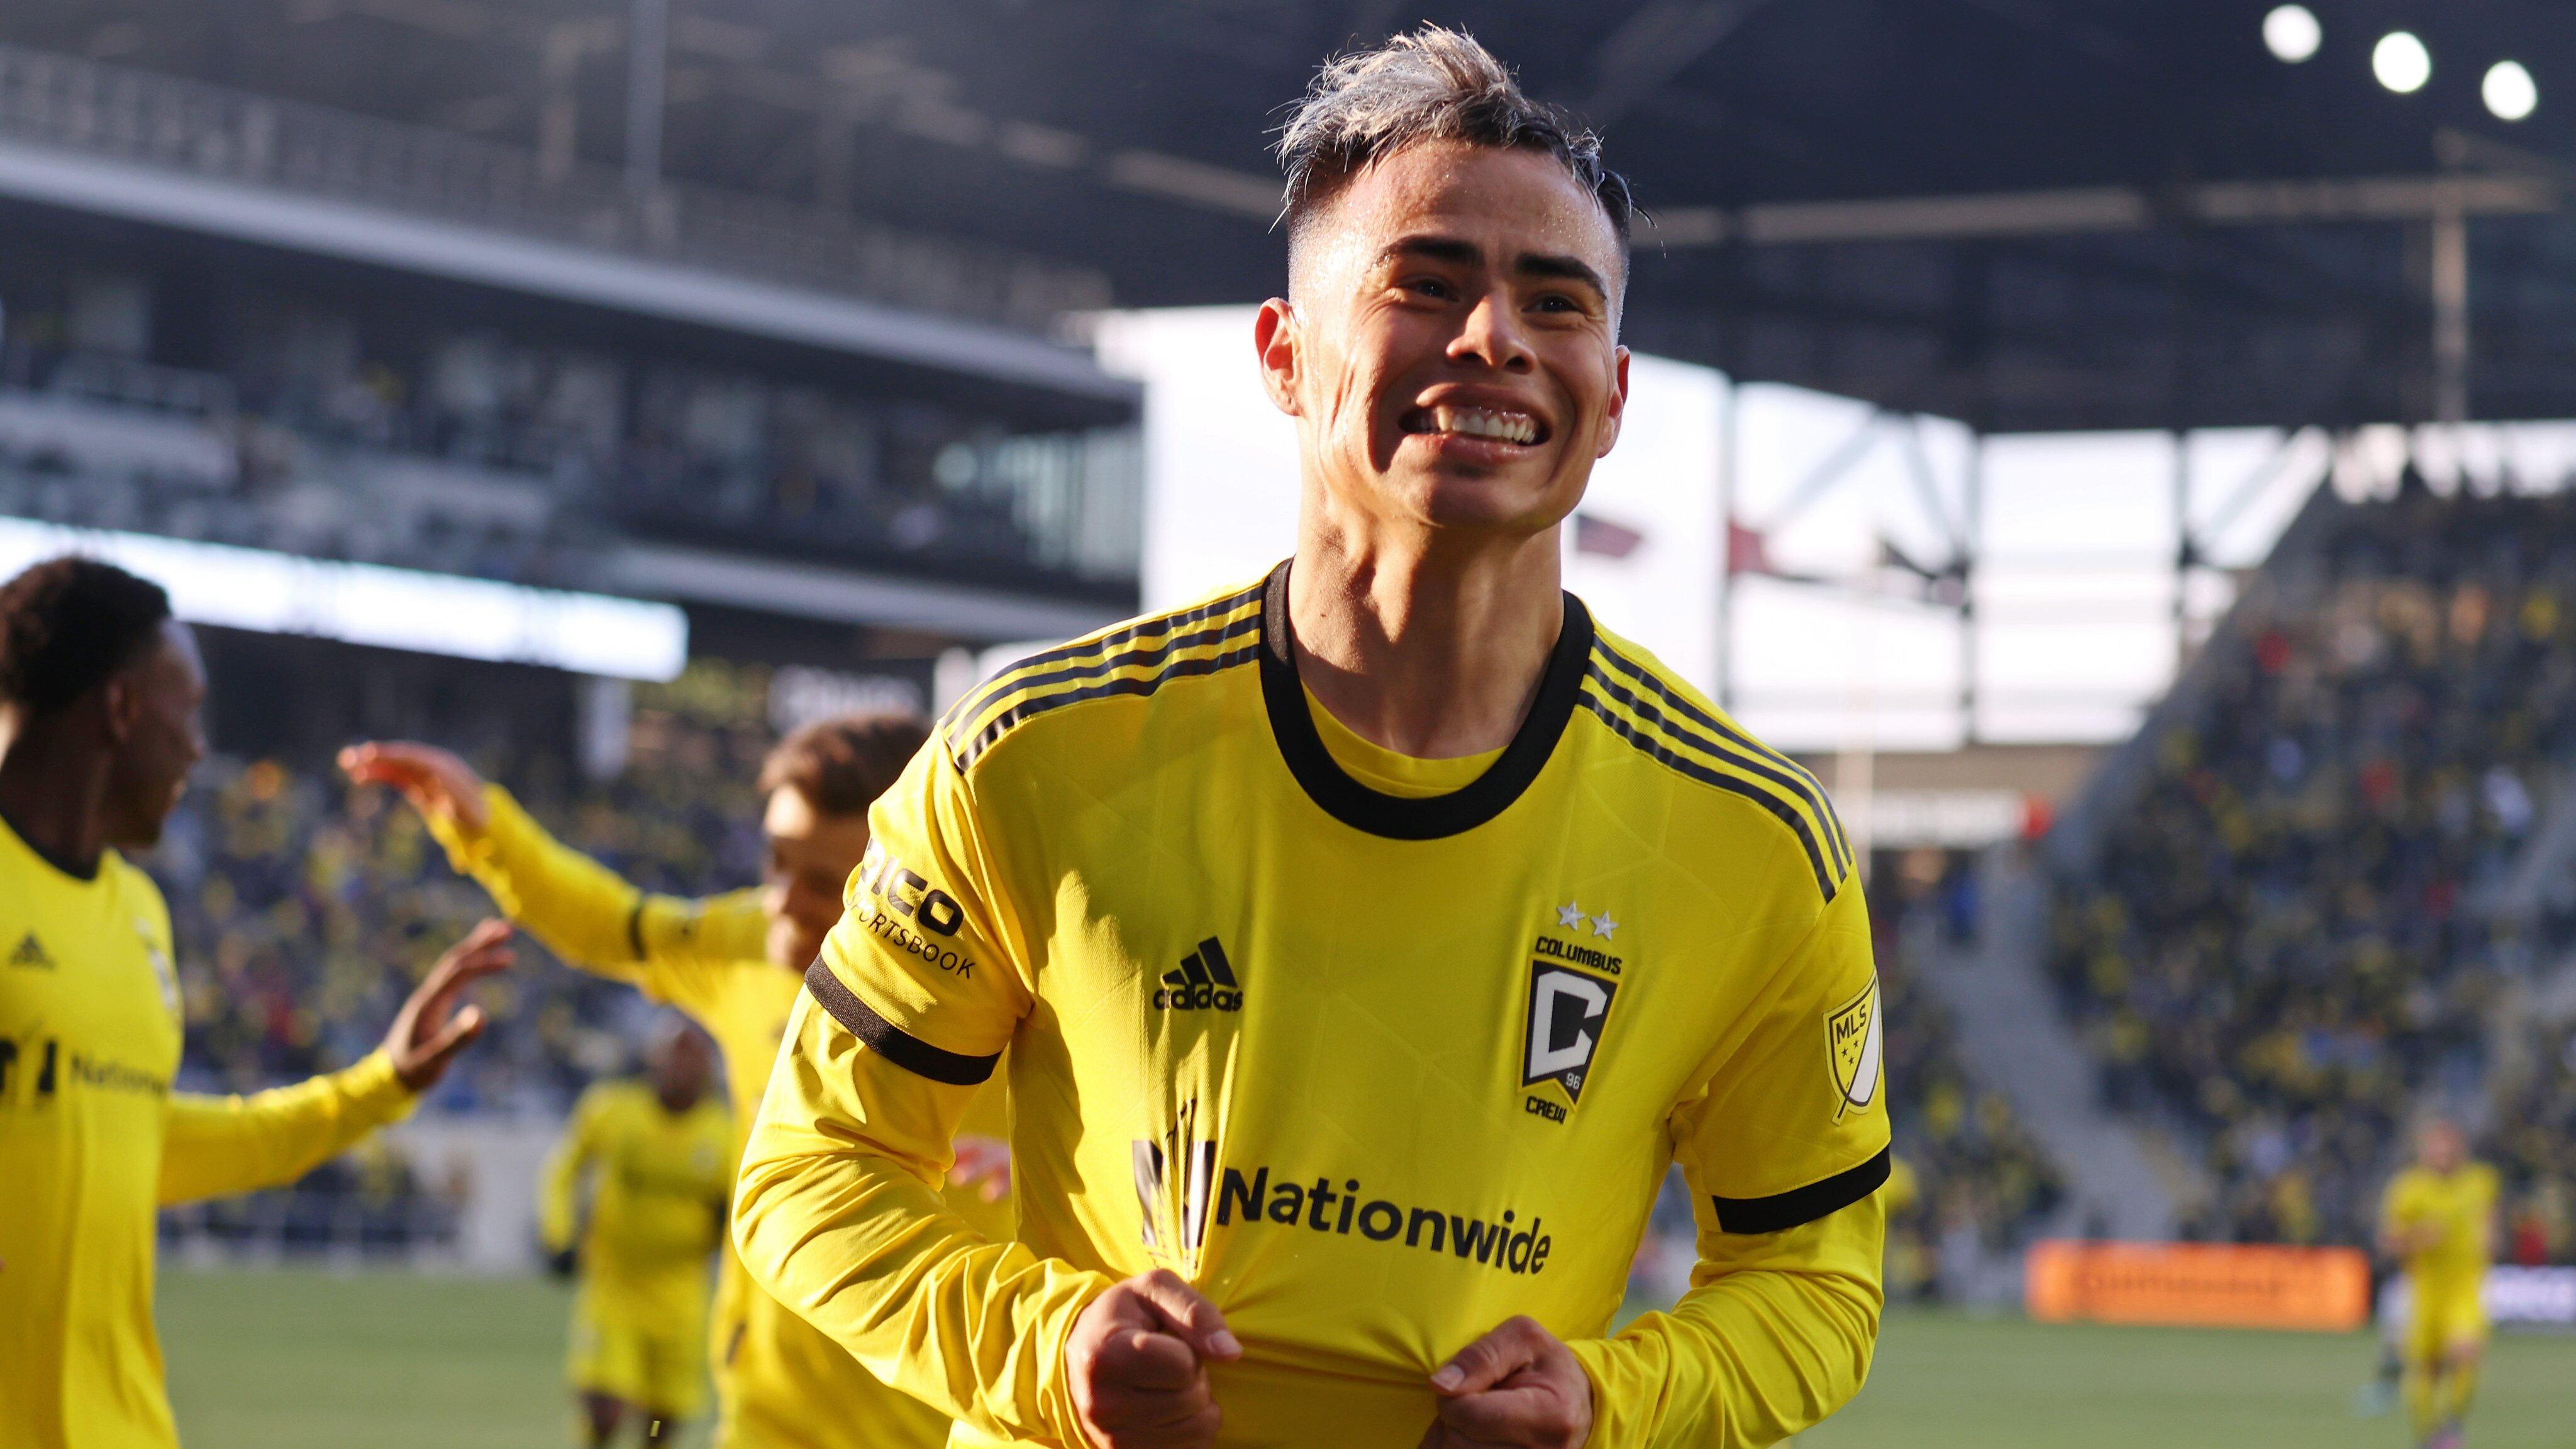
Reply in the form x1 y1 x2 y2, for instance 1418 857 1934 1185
1560 1336 1614 1449
1044 1274 1119 1447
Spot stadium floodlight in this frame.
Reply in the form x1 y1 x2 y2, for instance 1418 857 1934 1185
2373 31 2432 94
0 517 689 680
2484 60 2539 121
2262 6 2321 64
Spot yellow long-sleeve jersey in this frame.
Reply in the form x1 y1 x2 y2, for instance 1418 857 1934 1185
2384 1162 2499 1289
542 1079 734 1289
0 813 418 1449
429 787 1009 1449
735 570 1889 1449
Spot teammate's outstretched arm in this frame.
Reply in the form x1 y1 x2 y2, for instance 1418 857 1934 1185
158 918 513 1204
343 741 764 983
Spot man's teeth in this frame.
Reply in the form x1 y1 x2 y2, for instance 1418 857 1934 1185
1429 406 1539 445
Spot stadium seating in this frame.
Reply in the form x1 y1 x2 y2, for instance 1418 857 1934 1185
2050 481 2576 1255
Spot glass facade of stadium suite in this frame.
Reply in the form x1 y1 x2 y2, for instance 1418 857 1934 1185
0 239 1141 600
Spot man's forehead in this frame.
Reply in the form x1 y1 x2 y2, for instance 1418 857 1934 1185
1312 142 1623 280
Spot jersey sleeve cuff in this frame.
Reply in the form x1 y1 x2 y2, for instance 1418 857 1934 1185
802 960 1002 1085
339 1050 422 1122
1709 1147 1891 1235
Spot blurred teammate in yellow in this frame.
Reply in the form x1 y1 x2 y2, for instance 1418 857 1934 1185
2379 1117 2497 1449
542 1019 733 1446
343 716 1008 1449
0 556 511 1449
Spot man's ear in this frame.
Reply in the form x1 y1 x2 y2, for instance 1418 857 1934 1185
96 673 142 747
1594 345 1632 460
1254 298 1302 418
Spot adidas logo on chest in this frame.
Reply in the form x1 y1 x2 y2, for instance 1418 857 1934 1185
1152 937 1243 1013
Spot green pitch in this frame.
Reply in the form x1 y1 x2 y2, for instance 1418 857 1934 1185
159 1267 2572 1448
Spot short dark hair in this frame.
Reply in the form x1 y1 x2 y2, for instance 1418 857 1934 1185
0 556 174 718
1275 26 1633 262
757 712 929 818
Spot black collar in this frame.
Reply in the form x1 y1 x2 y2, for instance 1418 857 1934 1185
1256 560 1591 840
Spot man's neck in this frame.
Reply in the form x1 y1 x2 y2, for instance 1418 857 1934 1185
1288 516 1563 760
0 720 111 879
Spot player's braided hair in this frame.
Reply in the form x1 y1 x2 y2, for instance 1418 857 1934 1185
1274 25 1634 251
0 555 173 718
757 712 929 818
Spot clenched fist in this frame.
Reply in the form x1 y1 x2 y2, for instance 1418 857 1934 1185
1065 1269 1242 1449
1418 1315 1593 1448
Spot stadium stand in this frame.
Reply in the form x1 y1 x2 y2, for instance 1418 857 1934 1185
1872 850 2065 1297
2050 480 2576 1258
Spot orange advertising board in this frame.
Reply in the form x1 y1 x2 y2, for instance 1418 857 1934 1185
2024 1240 2372 1332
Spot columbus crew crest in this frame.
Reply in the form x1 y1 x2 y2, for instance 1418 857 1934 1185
1523 963 1618 1104
1824 977 1883 1121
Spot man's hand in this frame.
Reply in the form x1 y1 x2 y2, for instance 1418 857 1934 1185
1064 1268 1241 1449
1419 1316 1593 1449
384 918 514 1092
951 1134 1012 1204
340 741 490 831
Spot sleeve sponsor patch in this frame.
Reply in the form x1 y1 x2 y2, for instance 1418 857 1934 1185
1824 976 1882 1121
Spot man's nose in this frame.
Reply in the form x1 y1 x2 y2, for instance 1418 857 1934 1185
1449 290 1534 372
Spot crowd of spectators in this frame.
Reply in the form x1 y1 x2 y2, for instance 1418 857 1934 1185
2050 482 2576 1252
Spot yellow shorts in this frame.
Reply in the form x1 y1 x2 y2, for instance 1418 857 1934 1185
2406 1276 2489 1363
570 1276 709 1418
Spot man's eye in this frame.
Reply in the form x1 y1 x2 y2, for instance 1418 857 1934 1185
1404 277 1453 299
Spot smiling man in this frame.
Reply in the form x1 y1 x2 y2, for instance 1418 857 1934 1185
735 28 1887 1449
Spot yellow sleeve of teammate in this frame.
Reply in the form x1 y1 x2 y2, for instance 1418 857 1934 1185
1572 877 1890 1449
157 1051 418 1205
539 1085 608 1253
733 747 1109 1445
426 783 767 1009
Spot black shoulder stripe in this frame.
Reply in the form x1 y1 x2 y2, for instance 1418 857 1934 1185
802 961 999 1086
1577 690 1838 900
1584 657 1851 879
949 610 1261 748
1591 643 1852 874
1711 1148 1890 1235
625 901 646 961
955 643 1262 770
948 584 1267 729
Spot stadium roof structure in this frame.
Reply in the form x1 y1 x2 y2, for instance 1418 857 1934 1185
3 1 2573 433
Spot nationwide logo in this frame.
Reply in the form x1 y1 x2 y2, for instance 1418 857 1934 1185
1153 937 1243 1012
1825 976 1884 1121
7 932 52 969
1130 1143 1558 1277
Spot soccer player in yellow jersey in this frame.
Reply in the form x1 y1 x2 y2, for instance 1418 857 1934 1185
342 717 1011 1449
732 27 1886 1449
2379 1118 2497 1449
0 556 511 1449
543 1020 735 1446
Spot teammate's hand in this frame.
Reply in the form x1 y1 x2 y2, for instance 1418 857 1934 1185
384 919 514 1092
1065 1268 1241 1449
1419 1316 1592 1449
952 1134 1012 1203
339 741 491 831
